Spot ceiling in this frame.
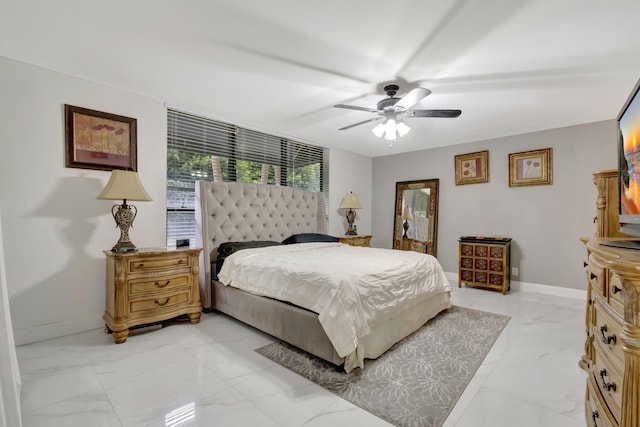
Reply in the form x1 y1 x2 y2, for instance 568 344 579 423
2 0 640 157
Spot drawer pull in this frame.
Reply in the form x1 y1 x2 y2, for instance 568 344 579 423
154 298 170 306
178 259 185 264
155 280 170 288
590 272 597 280
584 261 588 268
591 410 598 427
137 263 144 268
599 369 617 392
600 325 617 345
612 285 622 294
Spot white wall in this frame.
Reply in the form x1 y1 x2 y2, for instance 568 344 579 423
372 121 617 290
0 57 373 344
329 149 372 237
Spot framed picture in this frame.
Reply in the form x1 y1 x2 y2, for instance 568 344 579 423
65 104 137 171
508 148 552 187
454 150 489 185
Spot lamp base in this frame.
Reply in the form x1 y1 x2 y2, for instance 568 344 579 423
111 241 138 253
345 209 357 235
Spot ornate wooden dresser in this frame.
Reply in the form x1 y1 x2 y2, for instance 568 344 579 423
581 170 640 426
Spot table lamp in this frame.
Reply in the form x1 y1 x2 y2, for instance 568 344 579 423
97 170 152 253
340 191 362 235
402 205 413 238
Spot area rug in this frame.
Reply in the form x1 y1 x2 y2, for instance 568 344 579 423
255 305 510 427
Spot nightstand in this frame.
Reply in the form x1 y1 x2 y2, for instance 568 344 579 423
338 235 372 247
103 247 202 343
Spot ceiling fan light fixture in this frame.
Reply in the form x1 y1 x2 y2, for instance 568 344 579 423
371 117 411 142
397 120 411 137
371 123 385 138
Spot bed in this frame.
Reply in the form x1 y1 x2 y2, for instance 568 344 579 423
195 181 451 372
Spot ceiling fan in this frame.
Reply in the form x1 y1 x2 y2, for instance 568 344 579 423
334 84 461 143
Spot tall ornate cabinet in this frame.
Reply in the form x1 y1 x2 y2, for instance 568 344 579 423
581 170 639 427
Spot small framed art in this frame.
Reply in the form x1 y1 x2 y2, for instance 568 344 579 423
454 150 489 185
64 104 137 171
508 148 552 187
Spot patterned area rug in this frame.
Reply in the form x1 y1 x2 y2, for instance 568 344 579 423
255 306 510 427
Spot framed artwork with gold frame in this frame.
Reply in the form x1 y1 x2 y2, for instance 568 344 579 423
454 150 489 185
508 148 552 187
64 104 137 171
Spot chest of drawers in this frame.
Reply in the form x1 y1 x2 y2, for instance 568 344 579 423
458 237 511 295
103 247 202 343
582 239 640 427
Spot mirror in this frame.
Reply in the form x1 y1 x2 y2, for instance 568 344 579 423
393 179 439 256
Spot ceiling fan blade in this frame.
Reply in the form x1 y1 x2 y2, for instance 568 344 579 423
395 87 431 110
409 109 462 118
334 104 379 113
338 117 383 130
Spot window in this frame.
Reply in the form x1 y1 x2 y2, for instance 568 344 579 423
166 109 329 246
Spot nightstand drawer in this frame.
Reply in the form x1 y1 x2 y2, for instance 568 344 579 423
129 274 190 296
128 254 190 273
338 235 371 247
130 291 190 313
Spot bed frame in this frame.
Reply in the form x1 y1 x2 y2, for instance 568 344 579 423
195 181 343 364
195 181 451 368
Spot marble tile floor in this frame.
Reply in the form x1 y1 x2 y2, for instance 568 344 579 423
16 284 587 427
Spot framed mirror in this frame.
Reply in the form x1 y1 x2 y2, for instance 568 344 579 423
393 179 439 256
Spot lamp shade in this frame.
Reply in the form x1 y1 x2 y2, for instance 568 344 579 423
403 206 413 221
97 170 153 201
340 192 362 210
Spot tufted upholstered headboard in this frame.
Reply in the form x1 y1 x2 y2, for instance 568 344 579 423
195 181 327 308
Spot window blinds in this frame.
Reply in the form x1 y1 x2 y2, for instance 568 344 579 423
166 108 328 245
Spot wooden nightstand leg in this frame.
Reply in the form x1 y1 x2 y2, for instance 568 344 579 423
112 329 129 344
188 312 201 324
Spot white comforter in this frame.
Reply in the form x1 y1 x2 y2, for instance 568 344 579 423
217 242 451 369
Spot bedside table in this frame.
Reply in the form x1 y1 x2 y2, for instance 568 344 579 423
338 235 371 247
103 247 202 343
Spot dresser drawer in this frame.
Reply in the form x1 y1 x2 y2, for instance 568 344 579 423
130 291 190 313
592 297 624 371
129 274 190 296
128 254 190 273
607 274 624 317
586 257 606 297
586 378 615 427
593 341 623 423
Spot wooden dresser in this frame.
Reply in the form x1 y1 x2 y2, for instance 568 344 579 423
338 235 371 247
458 236 511 295
581 170 640 426
103 247 202 343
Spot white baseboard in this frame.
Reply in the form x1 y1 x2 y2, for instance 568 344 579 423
445 272 587 300
13 315 104 346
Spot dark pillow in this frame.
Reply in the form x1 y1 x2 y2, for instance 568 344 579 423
217 240 283 257
282 233 339 244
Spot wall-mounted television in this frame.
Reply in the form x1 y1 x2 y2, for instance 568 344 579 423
604 78 640 249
